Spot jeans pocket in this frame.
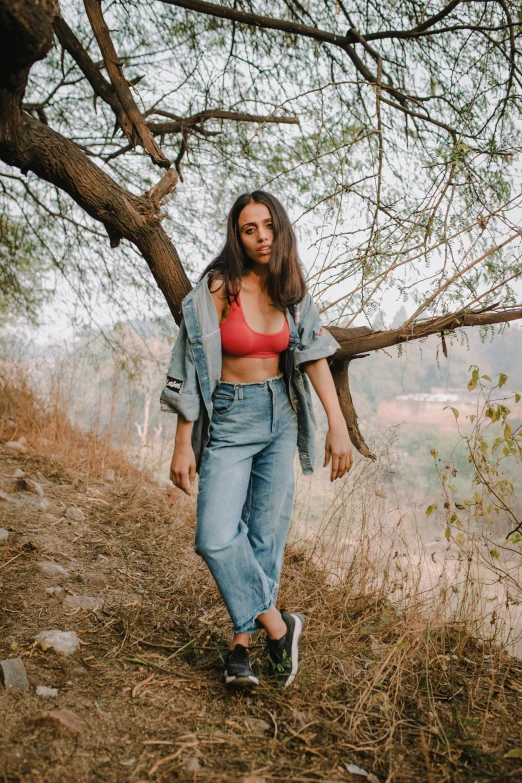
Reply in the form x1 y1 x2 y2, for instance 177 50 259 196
212 388 237 415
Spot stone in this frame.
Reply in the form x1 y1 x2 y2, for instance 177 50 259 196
4 441 27 455
183 756 200 774
18 436 28 446
0 658 30 691
38 562 70 578
63 595 102 612
40 513 61 525
0 528 9 541
16 477 44 496
36 685 59 697
13 468 25 478
242 777 266 783
86 487 104 497
65 507 85 523
86 573 108 588
31 535 66 553
345 763 369 777
102 469 115 482
35 630 80 656
37 498 50 512
45 586 63 595
38 708 84 734
0 490 11 503
243 717 271 734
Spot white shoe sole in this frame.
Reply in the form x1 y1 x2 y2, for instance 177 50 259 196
225 673 259 687
283 613 305 688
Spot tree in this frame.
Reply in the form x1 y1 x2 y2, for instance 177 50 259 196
1 0 521 456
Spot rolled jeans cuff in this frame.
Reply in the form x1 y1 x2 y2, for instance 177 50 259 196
233 580 279 635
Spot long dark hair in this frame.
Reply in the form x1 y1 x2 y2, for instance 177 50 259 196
200 190 307 310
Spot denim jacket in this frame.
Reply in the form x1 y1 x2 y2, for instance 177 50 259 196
160 272 341 474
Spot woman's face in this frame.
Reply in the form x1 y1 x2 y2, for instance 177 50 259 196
237 202 273 266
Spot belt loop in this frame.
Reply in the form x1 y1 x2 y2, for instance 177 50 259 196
237 385 243 401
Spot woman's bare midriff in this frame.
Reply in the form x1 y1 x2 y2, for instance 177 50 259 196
220 355 282 384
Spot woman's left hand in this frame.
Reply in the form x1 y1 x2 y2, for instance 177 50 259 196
324 420 354 481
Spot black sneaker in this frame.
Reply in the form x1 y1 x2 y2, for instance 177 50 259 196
224 644 259 688
266 611 305 687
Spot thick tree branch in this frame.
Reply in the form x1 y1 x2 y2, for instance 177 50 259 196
83 0 170 168
52 13 133 141
329 356 376 460
329 306 522 359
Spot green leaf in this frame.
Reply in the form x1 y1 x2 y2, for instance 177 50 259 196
444 406 459 419
515 393 521 404
426 504 438 517
499 373 508 388
455 504 466 510
504 748 522 758
489 549 500 559
445 527 451 540
456 533 466 546
504 423 514 440
481 374 492 381
430 449 438 458
467 378 477 392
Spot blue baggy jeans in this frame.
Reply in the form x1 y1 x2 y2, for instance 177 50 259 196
195 375 298 635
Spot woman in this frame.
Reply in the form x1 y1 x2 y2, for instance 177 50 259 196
160 191 353 689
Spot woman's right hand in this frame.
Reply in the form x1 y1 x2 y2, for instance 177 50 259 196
170 443 196 495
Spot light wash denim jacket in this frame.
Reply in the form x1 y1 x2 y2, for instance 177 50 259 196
160 272 341 474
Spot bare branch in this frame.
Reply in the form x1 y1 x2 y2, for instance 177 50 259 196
52 13 133 140
83 0 170 168
329 306 522 360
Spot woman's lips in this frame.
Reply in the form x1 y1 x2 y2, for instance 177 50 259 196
257 247 271 254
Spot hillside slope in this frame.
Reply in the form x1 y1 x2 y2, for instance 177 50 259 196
1 378 522 782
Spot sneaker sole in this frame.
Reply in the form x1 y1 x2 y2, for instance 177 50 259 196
225 673 259 688
283 612 305 688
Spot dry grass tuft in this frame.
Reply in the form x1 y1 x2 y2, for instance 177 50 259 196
1 375 522 782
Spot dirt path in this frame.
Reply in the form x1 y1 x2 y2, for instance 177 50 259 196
1 400 522 782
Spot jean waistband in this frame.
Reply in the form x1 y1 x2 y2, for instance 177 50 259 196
216 374 284 389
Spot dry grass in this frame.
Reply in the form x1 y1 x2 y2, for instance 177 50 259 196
1 373 522 783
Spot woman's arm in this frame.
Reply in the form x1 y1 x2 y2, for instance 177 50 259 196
303 357 354 481
170 416 196 495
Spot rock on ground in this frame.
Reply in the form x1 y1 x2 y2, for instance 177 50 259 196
39 513 61 525
35 630 80 656
63 595 102 612
38 708 84 734
0 528 9 541
45 586 63 595
36 685 59 697
102 468 115 481
0 658 30 691
37 562 70 578
16 477 44 496
65 507 86 522
31 535 67 554
83 573 108 588
3 441 27 455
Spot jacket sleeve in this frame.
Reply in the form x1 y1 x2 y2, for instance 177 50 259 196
293 291 341 368
159 318 202 421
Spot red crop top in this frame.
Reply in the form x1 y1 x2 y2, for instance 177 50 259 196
219 295 290 358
